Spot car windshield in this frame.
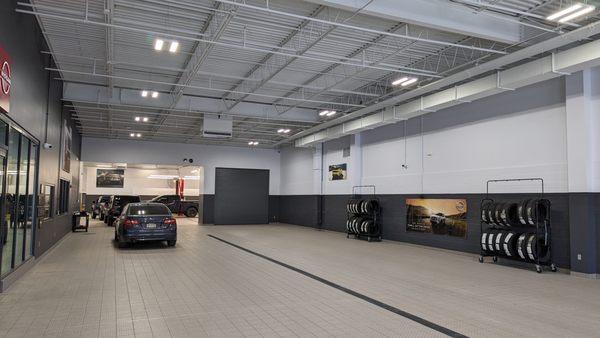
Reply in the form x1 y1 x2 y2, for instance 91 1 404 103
114 196 140 206
129 205 170 215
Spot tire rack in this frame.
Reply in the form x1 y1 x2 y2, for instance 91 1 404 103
479 178 557 273
346 185 382 242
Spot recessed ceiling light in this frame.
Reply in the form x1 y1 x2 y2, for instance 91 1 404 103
154 39 164 51
254 141 259 145
141 90 148 97
326 111 337 117
142 117 149 122
319 110 330 116
401 78 418 87
558 5 595 23
392 77 409 86
136 133 142 137
135 116 141 122
284 129 291 133
151 91 159 98
169 41 179 53
277 129 284 133
130 133 135 137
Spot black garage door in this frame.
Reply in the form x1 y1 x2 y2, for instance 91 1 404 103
214 168 270 225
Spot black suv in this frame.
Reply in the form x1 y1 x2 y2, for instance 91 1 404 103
105 195 141 227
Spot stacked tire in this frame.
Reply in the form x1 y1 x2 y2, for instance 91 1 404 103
347 199 379 214
346 216 378 235
346 199 380 239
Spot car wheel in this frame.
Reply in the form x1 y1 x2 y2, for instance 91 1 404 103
114 230 118 241
99 213 104 220
167 240 177 247
185 207 198 218
108 218 113 227
117 240 128 249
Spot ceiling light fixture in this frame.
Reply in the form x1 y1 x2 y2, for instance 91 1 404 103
130 133 135 137
136 133 142 138
284 129 291 133
154 39 164 51
319 110 330 116
401 78 418 87
547 3 583 21
134 116 141 122
248 141 259 146
277 129 284 133
326 111 337 117
558 4 595 23
151 91 159 98
142 117 149 122
392 77 409 86
141 90 148 97
169 41 179 53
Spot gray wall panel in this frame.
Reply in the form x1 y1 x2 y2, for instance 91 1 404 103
214 168 269 225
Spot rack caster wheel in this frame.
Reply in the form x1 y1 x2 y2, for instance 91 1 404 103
492 256 498 263
535 265 542 273
478 256 484 263
550 263 557 272
367 237 372 242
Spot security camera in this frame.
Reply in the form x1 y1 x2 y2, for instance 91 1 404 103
43 143 53 150
188 158 194 164
183 158 188 163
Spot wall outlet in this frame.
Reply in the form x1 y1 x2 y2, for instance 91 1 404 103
577 254 582 261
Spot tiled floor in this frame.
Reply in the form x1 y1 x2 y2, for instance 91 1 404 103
0 220 599 337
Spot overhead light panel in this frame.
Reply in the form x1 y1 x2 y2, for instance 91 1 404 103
141 90 148 97
136 133 142 138
558 4 595 23
284 129 290 133
401 78 418 87
169 41 179 53
248 141 259 146
142 117 149 122
392 77 409 86
135 116 141 122
546 3 595 22
154 39 164 51
326 111 337 117
277 129 291 134
319 110 330 116
130 133 135 137
151 91 159 98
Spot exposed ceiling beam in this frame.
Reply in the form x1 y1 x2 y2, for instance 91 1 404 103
303 0 521 44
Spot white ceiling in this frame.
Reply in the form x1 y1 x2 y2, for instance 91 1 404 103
17 0 598 147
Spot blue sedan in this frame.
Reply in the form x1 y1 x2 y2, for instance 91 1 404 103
115 203 177 248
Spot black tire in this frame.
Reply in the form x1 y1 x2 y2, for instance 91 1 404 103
167 240 176 247
526 199 550 226
518 200 531 225
502 231 518 257
481 200 493 224
517 233 531 261
114 230 118 241
494 231 506 253
185 207 198 218
117 239 128 249
100 213 104 221
107 217 114 227
481 232 489 252
92 213 97 219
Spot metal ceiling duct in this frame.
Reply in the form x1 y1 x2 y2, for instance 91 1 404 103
288 20 600 147
294 37 600 147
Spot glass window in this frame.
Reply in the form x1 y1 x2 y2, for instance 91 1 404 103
0 121 7 146
58 180 70 215
39 185 54 221
2 129 19 276
129 204 170 215
25 141 35 259
14 136 29 266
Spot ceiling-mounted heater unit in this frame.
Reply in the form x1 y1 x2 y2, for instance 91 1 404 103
203 115 233 138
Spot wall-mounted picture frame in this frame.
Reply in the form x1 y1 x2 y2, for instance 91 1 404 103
96 169 125 188
328 163 347 181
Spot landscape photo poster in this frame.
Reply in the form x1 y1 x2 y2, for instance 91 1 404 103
328 163 347 181
406 199 467 237
61 119 72 173
96 169 125 188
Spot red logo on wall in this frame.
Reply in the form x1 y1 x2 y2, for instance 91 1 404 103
0 46 10 113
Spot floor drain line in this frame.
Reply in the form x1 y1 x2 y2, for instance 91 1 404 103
208 234 468 338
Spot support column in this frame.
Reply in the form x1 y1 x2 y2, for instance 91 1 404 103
565 68 600 276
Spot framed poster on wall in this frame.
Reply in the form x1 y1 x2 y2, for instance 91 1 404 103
96 169 125 188
406 199 467 237
328 163 347 181
61 119 72 173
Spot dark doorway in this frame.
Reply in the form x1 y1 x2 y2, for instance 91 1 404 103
214 168 269 225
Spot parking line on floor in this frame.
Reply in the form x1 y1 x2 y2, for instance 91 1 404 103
207 234 468 338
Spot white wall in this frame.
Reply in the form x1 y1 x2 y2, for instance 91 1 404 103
281 77 571 195
81 166 201 197
81 138 281 195
279 146 315 195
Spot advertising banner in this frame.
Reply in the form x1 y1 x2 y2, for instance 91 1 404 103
96 169 125 188
406 199 467 237
0 45 11 113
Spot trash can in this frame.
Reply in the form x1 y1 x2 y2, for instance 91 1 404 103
72 211 89 232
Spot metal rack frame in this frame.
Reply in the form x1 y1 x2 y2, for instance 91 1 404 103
479 178 556 273
346 185 382 242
